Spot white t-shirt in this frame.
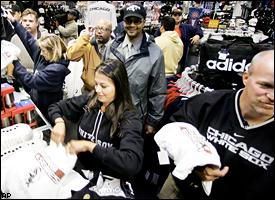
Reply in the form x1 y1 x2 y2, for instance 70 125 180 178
85 1 117 31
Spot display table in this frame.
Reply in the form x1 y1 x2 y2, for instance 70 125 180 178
202 27 254 37
1 83 52 141
200 28 269 44
15 87 52 141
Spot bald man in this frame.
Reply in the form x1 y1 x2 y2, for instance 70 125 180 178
67 19 113 94
80 19 113 57
240 50 274 124
160 50 274 200
94 19 113 56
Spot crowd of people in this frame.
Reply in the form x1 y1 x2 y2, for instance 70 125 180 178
1 1 274 199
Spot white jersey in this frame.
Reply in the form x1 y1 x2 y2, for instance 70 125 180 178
85 1 117 31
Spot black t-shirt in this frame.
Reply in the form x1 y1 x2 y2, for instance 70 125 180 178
169 89 275 200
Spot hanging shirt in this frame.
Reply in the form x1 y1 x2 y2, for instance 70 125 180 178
85 1 117 31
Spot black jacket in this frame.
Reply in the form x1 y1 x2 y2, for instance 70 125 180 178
12 21 70 118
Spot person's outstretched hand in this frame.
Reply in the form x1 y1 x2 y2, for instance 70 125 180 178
195 164 229 181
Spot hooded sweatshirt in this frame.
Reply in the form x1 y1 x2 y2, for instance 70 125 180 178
155 31 183 76
48 95 144 180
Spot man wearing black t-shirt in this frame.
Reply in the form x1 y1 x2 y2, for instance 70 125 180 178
160 50 274 200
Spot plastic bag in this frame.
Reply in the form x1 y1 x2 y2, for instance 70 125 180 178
1 40 21 76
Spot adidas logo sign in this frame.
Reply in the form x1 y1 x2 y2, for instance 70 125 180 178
206 58 250 72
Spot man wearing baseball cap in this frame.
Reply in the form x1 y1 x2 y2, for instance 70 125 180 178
154 6 203 72
104 3 166 135
103 4 166 196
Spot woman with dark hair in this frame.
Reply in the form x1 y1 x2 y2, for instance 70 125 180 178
48 59 144 198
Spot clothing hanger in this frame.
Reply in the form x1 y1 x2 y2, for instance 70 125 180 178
175 66 214 96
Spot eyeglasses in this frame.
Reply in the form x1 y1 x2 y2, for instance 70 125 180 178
95 26 110 32
172 13 182 17
124 18 143 25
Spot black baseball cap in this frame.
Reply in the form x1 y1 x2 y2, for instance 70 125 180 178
123 4 146 19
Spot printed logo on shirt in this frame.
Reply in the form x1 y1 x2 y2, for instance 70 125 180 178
79 126 113 149
89 7 111 12
179 126 212 154
35 152 63 184
206 126 274 170
233 132 245 138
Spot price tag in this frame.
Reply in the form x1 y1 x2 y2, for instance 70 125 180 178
157 150 170 165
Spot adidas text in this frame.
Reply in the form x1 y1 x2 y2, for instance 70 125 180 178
206 58 250 72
